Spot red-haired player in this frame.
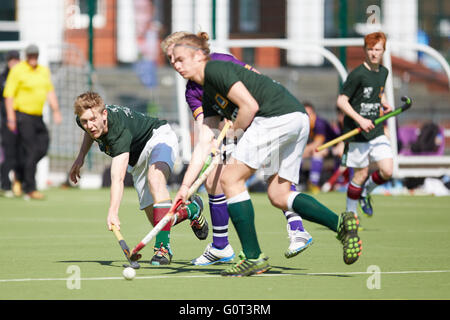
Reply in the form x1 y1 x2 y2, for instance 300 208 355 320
336 32 393 220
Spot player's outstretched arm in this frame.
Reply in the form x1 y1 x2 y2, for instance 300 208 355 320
107 152 130 231
174 116 220 204
69 132 94 184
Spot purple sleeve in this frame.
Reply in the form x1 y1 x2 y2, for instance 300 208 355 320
184 52 254 120
210 52 254 70
314 117 338 142
185 80 204 119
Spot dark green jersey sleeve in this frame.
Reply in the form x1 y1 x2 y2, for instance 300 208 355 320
205 61 240 96
341 70 361 98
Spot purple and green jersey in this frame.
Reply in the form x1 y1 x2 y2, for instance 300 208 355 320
185 52 254 120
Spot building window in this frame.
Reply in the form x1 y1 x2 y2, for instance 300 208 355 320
0 0 18 41
239 0 260 32
66 0 106 29
0 0 16 21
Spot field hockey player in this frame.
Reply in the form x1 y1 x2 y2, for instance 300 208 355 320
162 31 312 265
171 32 362 277
69 92 208 266
336 32 394 220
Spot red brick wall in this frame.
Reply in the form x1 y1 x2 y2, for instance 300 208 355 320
230 48 243 61
229 47 280 68
255 47 280 68
64 0 117 67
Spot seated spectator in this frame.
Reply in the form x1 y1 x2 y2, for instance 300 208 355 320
321 107 353 192
398 122 445 156
301 101 339 193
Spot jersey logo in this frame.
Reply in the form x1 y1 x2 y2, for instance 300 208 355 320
214 93 229 109
108 105 135 118
360 102 380 117
363 87 373 99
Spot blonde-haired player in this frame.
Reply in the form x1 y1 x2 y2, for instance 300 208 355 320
171 33 362 276
162 31 313 265
69 92 207 265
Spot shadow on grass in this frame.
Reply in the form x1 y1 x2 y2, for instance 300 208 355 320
315 226 380 232
57 260 119 267
265 265 352 278
57 259 353 278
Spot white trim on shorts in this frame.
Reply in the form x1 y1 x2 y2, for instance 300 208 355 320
345 135 393 168
127 124 179 210
232 112 309 184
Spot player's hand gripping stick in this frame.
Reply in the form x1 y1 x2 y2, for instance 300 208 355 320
315 96 412 152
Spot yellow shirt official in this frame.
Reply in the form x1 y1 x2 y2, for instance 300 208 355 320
3 61 54 116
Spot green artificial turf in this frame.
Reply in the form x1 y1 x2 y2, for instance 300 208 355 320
1 188 449 300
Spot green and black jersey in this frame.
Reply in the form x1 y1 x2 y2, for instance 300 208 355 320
341 63 389 142
76 105 167 166
202 60 305 120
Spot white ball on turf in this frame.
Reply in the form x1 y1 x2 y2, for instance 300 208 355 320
122 267 136 280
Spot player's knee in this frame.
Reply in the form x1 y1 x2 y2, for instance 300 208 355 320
205 168 222 194
219 175 233 194
267 191 287 210
147 162 170 192
268 197 284 210
147 176 167 194
379 167 393 180
204 177 214 193
353 168 369 185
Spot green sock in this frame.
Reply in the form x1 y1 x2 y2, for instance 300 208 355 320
292 193 339 232
155 231 171 251
227 196 261 259
186 202 199 220
153 202 172 250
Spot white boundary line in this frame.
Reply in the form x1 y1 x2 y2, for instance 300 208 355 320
1 269 450 283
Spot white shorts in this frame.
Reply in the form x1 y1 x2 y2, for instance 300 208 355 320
345 135 393 168
127 124 179 210
232 112 309 183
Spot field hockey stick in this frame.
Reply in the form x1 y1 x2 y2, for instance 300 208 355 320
316 96 412 152
129 149 224 261
129 121 232 261
111 225 141 269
